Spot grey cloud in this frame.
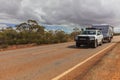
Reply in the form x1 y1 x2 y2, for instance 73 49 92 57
38 0 117 25
0 0 120 26
0 0 22 15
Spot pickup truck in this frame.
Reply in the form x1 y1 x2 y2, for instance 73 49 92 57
75 29 103 48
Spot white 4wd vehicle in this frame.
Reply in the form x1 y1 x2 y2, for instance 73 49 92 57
75 29 103 48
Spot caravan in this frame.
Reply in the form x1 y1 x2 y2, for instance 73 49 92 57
92 24 114 42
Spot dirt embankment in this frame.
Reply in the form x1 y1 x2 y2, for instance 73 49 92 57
0 44 36 52
81 43 120 80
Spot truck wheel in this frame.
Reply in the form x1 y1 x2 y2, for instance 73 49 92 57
93 40 98 48
76 42 80 47
99 40 103 46
108 38 111 43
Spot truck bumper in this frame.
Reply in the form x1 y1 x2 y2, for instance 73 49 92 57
76 40 95 46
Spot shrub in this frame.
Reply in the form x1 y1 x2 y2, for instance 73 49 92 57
0 44 8 49
0 20 75 49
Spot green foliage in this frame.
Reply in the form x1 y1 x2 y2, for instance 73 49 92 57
70 31 81 40
0 20 74 49
54 30 68 43
114 33 120 36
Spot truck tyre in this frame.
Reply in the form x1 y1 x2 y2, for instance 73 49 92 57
93 40 98 48
108 38 111 43
76 42 80 47
99 39 103 46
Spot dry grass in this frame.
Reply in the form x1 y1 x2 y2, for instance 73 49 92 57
81 43 120 80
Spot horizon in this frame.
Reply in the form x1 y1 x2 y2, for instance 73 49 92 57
0 23 120 33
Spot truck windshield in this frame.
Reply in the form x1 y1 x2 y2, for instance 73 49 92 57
82 31 96 35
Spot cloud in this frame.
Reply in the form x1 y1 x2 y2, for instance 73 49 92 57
0 24 9 29
0 0 120 26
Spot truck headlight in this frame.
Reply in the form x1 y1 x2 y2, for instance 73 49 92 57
75 36 78 40
89 37 95 40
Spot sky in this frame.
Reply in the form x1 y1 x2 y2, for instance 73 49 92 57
0 0 120 27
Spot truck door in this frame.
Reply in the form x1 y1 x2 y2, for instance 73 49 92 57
97 31 103 43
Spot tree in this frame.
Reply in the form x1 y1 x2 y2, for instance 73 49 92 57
0 19 72 48
1 27 17 45
16 20 45 34
27 19 38 26
73 27 80 32
71 27 81 39
16 23 28 32
55 30 68 43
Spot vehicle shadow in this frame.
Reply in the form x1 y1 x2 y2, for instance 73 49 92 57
67 45 92 49
68 41 120 49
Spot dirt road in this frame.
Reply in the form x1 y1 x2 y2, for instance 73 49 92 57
0 36 119 80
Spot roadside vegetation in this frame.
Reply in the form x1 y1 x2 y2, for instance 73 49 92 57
114 33 120 36
0 20 80 49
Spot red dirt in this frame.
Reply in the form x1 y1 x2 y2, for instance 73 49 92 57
81 43 120 80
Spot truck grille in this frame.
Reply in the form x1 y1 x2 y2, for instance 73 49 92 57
78 36 89 41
